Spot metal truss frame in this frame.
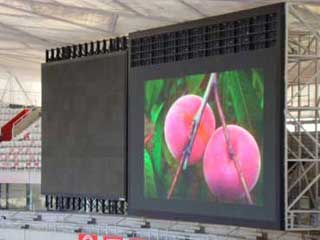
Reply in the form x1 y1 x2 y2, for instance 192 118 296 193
285 2 320 232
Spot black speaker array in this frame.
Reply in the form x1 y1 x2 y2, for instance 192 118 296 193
130 13 277 67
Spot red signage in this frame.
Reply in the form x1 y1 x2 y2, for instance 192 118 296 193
78 233 98 240
103 236 123 240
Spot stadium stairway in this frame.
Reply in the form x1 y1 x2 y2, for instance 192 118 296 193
1 107 41 142
12 107 41 140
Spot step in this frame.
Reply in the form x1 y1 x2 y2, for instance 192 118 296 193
12 107 41 138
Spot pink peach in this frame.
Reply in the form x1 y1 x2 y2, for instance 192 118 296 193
164 94 215 165
203 125 261 201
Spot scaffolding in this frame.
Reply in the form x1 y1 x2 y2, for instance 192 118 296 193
286 2 320 231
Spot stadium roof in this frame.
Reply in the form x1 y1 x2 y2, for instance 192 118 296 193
0 0 319 104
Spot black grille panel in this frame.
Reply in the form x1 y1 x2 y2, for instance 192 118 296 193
45 195 127 215
131 13 277 67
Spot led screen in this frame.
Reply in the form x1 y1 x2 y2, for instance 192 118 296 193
42 53 127 199
128 3 285 230
144 69 264 205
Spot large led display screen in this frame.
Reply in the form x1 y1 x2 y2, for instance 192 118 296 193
144 70 264 205
42 52 127 199
128 4 285 229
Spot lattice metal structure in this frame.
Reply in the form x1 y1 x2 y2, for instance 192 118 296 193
286 2 320 232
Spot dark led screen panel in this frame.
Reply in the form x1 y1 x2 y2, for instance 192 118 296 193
128 4 285 229
42 52 127 199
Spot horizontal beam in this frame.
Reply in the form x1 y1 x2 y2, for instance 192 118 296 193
288 54 320 61
288 210 320 213
287 159 320 162
289 30 314 36
288 106 320 111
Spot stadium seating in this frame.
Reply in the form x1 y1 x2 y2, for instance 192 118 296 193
0 102 41 170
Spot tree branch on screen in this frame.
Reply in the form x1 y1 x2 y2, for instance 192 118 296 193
144 133 153 145
212 73 253 205
167 73 214 199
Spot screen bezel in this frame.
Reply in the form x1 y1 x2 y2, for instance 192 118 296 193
128 3 285 230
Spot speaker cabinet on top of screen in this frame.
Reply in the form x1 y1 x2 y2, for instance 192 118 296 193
42 51 127 199
128 4 285 229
